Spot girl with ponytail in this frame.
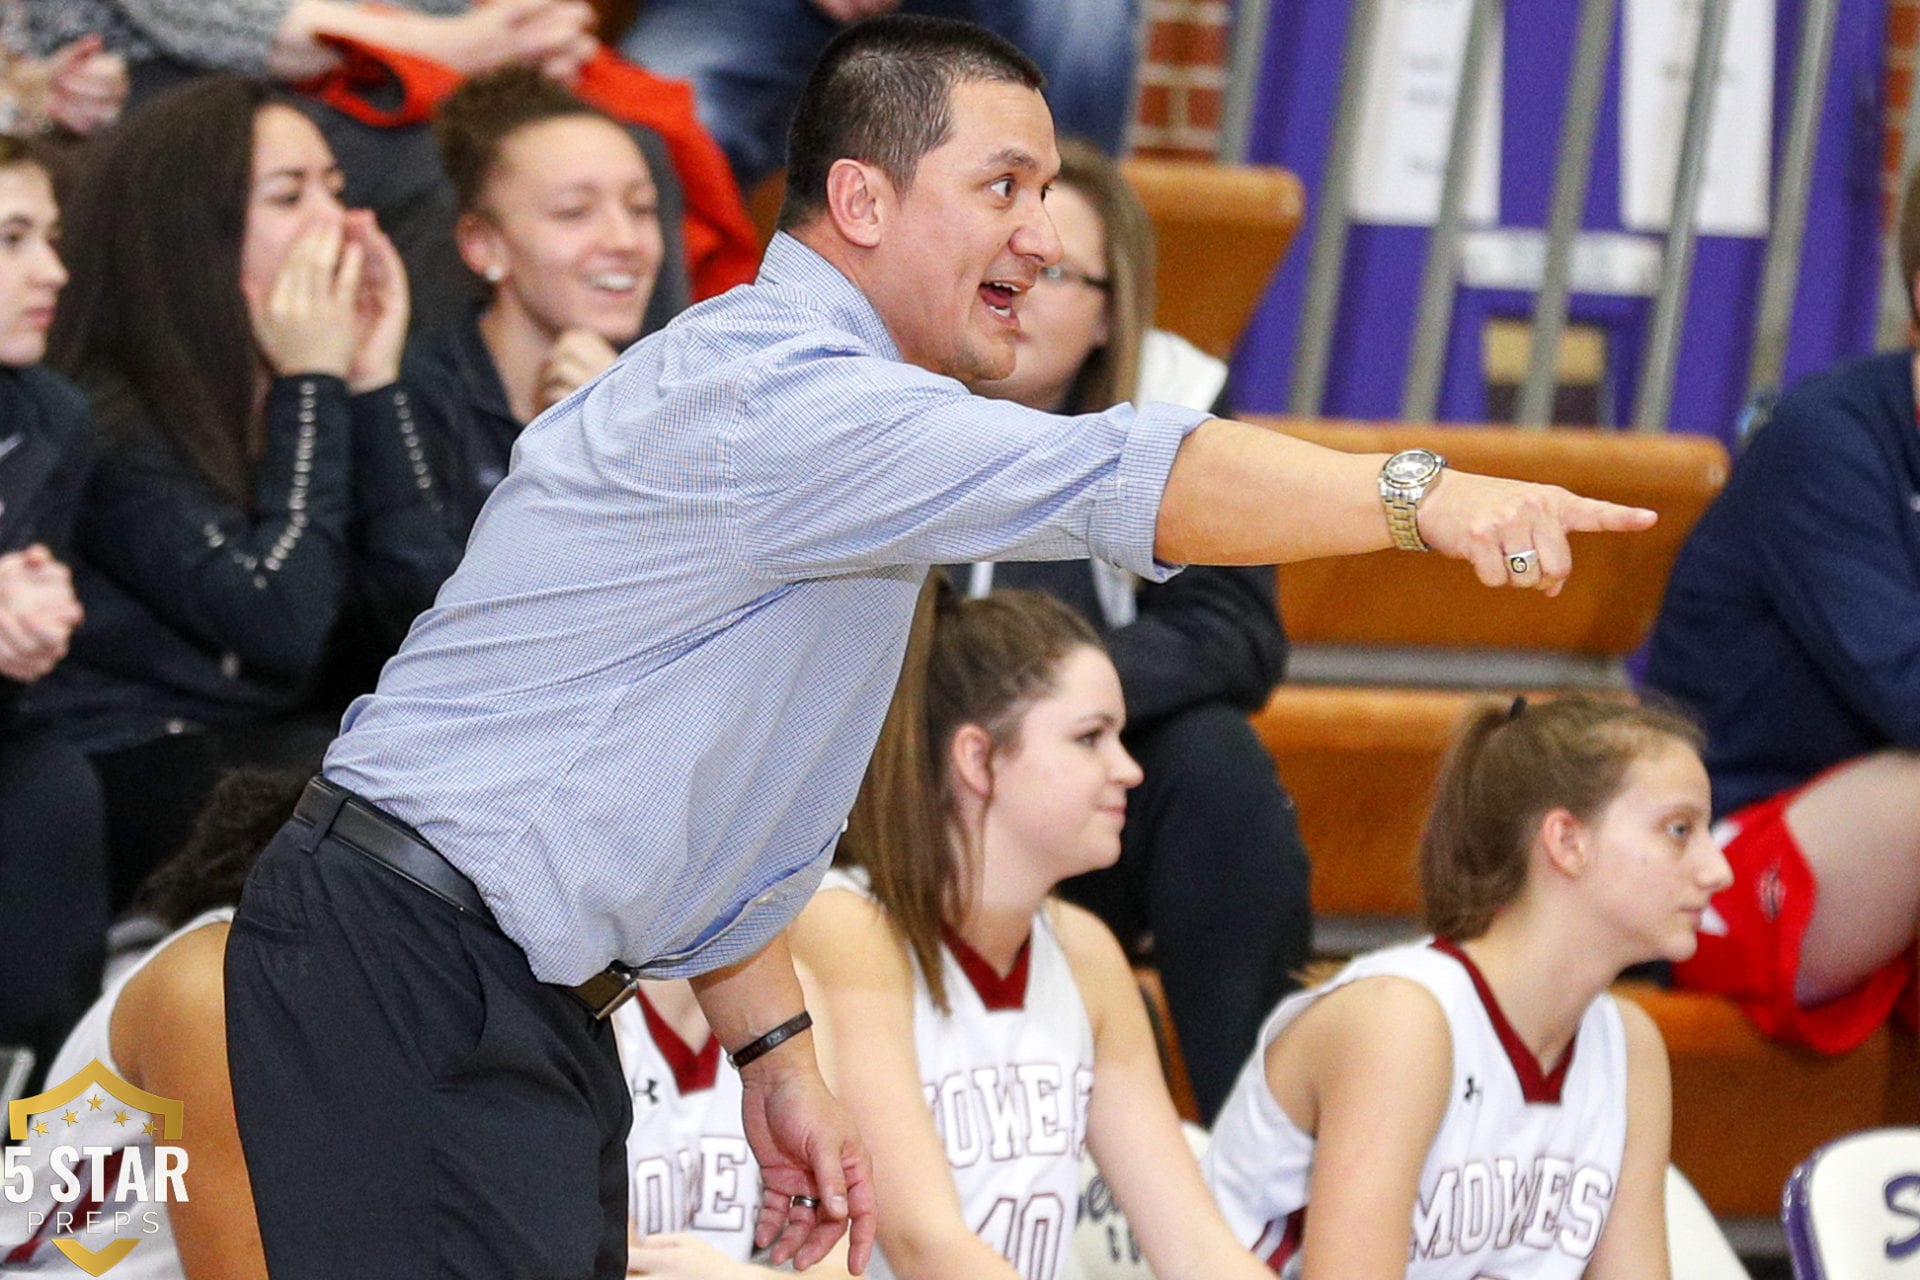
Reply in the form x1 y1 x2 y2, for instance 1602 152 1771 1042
1203 696 1733 1279
627 572 1279 1280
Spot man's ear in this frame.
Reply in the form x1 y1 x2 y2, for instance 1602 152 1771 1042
823 158 888 249
1540 808 1588 878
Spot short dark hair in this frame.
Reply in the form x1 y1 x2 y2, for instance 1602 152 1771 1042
778 14 1044 231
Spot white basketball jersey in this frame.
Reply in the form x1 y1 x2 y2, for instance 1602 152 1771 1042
820 870 1095 1280
614 993 758 1259
0 909 233 1279
1203 940 1629 1279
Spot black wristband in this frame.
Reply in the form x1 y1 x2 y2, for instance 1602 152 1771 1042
728 1011 813 1070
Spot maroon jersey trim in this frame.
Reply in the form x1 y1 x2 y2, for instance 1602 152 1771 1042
1429 938 1576 1104
941 924 1033 1011
1257 1207 1307 1273
636 989 721 1094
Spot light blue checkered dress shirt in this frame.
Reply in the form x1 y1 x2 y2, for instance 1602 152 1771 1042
325 233 1207 984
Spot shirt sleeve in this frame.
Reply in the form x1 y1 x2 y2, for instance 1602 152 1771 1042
718 348 1205 582
107 0 293 71
1744 398 1920 745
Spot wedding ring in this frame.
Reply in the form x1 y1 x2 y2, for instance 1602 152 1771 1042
790 1195 821 1211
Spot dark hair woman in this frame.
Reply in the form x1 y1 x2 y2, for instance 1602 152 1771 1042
31 75 458 906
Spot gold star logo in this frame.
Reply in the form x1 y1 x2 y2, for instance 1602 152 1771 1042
61 1110 79 1127
86 1094 105 1111
112 1110 131 1127
30 1120 47 1136
141 1121 161 1138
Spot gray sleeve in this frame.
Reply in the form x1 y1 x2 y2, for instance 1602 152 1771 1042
108 0 296 72
110 0 470 75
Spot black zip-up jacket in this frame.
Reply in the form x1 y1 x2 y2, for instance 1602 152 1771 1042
29 371 458 752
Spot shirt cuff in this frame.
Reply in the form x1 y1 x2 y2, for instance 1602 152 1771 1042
1087 400 1211 582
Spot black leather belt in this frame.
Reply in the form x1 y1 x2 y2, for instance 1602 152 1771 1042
293 778 642 1020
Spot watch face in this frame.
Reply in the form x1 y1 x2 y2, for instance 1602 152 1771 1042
1384 449 1442 488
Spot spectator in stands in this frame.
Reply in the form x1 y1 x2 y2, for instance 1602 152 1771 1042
957 138 1309 1124
19 0 697 334
32 76 457 909
1204 696 1727 1276
620 0 1141 193
629 581 1279 1280
410 66 664 533
1642 167 1920 1056
0 135 108 1089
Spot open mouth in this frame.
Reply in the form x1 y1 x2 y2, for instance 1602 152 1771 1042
979 279 1026 321
589 272 640 294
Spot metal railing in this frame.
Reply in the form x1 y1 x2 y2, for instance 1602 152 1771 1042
1256 0 1838 432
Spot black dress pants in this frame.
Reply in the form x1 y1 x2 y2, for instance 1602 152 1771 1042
1057 702 1313 1123
224 811 632 1279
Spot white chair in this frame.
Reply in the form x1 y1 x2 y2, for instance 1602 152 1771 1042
1669 1164 1750 1279
1783 1127 1920 1278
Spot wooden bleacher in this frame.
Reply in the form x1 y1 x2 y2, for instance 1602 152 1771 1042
1241 417 1917 1219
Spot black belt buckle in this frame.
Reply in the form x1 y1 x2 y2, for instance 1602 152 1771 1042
572 961 642 1020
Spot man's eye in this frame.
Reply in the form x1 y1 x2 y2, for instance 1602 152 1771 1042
990 177 1013 198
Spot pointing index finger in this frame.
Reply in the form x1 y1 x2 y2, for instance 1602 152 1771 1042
1559 495 1658 533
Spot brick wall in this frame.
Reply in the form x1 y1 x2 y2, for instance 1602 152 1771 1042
1885 0 1920 226
1130 0 1233 159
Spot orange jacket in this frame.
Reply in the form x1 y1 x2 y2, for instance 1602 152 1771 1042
303 37 760 299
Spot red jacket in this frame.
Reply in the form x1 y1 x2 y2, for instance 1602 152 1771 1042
304 36 760 299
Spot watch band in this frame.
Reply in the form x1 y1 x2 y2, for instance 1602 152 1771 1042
1384 495 1429 552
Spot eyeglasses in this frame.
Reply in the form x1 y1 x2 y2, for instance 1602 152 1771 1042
1038 263 1111 291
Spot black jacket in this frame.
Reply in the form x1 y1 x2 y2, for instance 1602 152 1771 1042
30 372 458 752
402 314 519 538
0 365 92 727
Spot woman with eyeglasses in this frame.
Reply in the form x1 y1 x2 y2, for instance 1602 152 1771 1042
960 138 1312 1123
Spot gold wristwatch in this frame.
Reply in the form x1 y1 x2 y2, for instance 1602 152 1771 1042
1379 448 1447 552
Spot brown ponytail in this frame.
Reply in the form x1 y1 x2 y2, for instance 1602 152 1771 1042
1418 694 1704 940
840 572 1102 1010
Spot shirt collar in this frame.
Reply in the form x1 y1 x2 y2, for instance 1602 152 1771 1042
759 231 904 364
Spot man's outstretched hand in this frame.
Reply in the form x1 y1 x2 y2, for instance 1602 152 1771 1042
1415 470 1657 595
